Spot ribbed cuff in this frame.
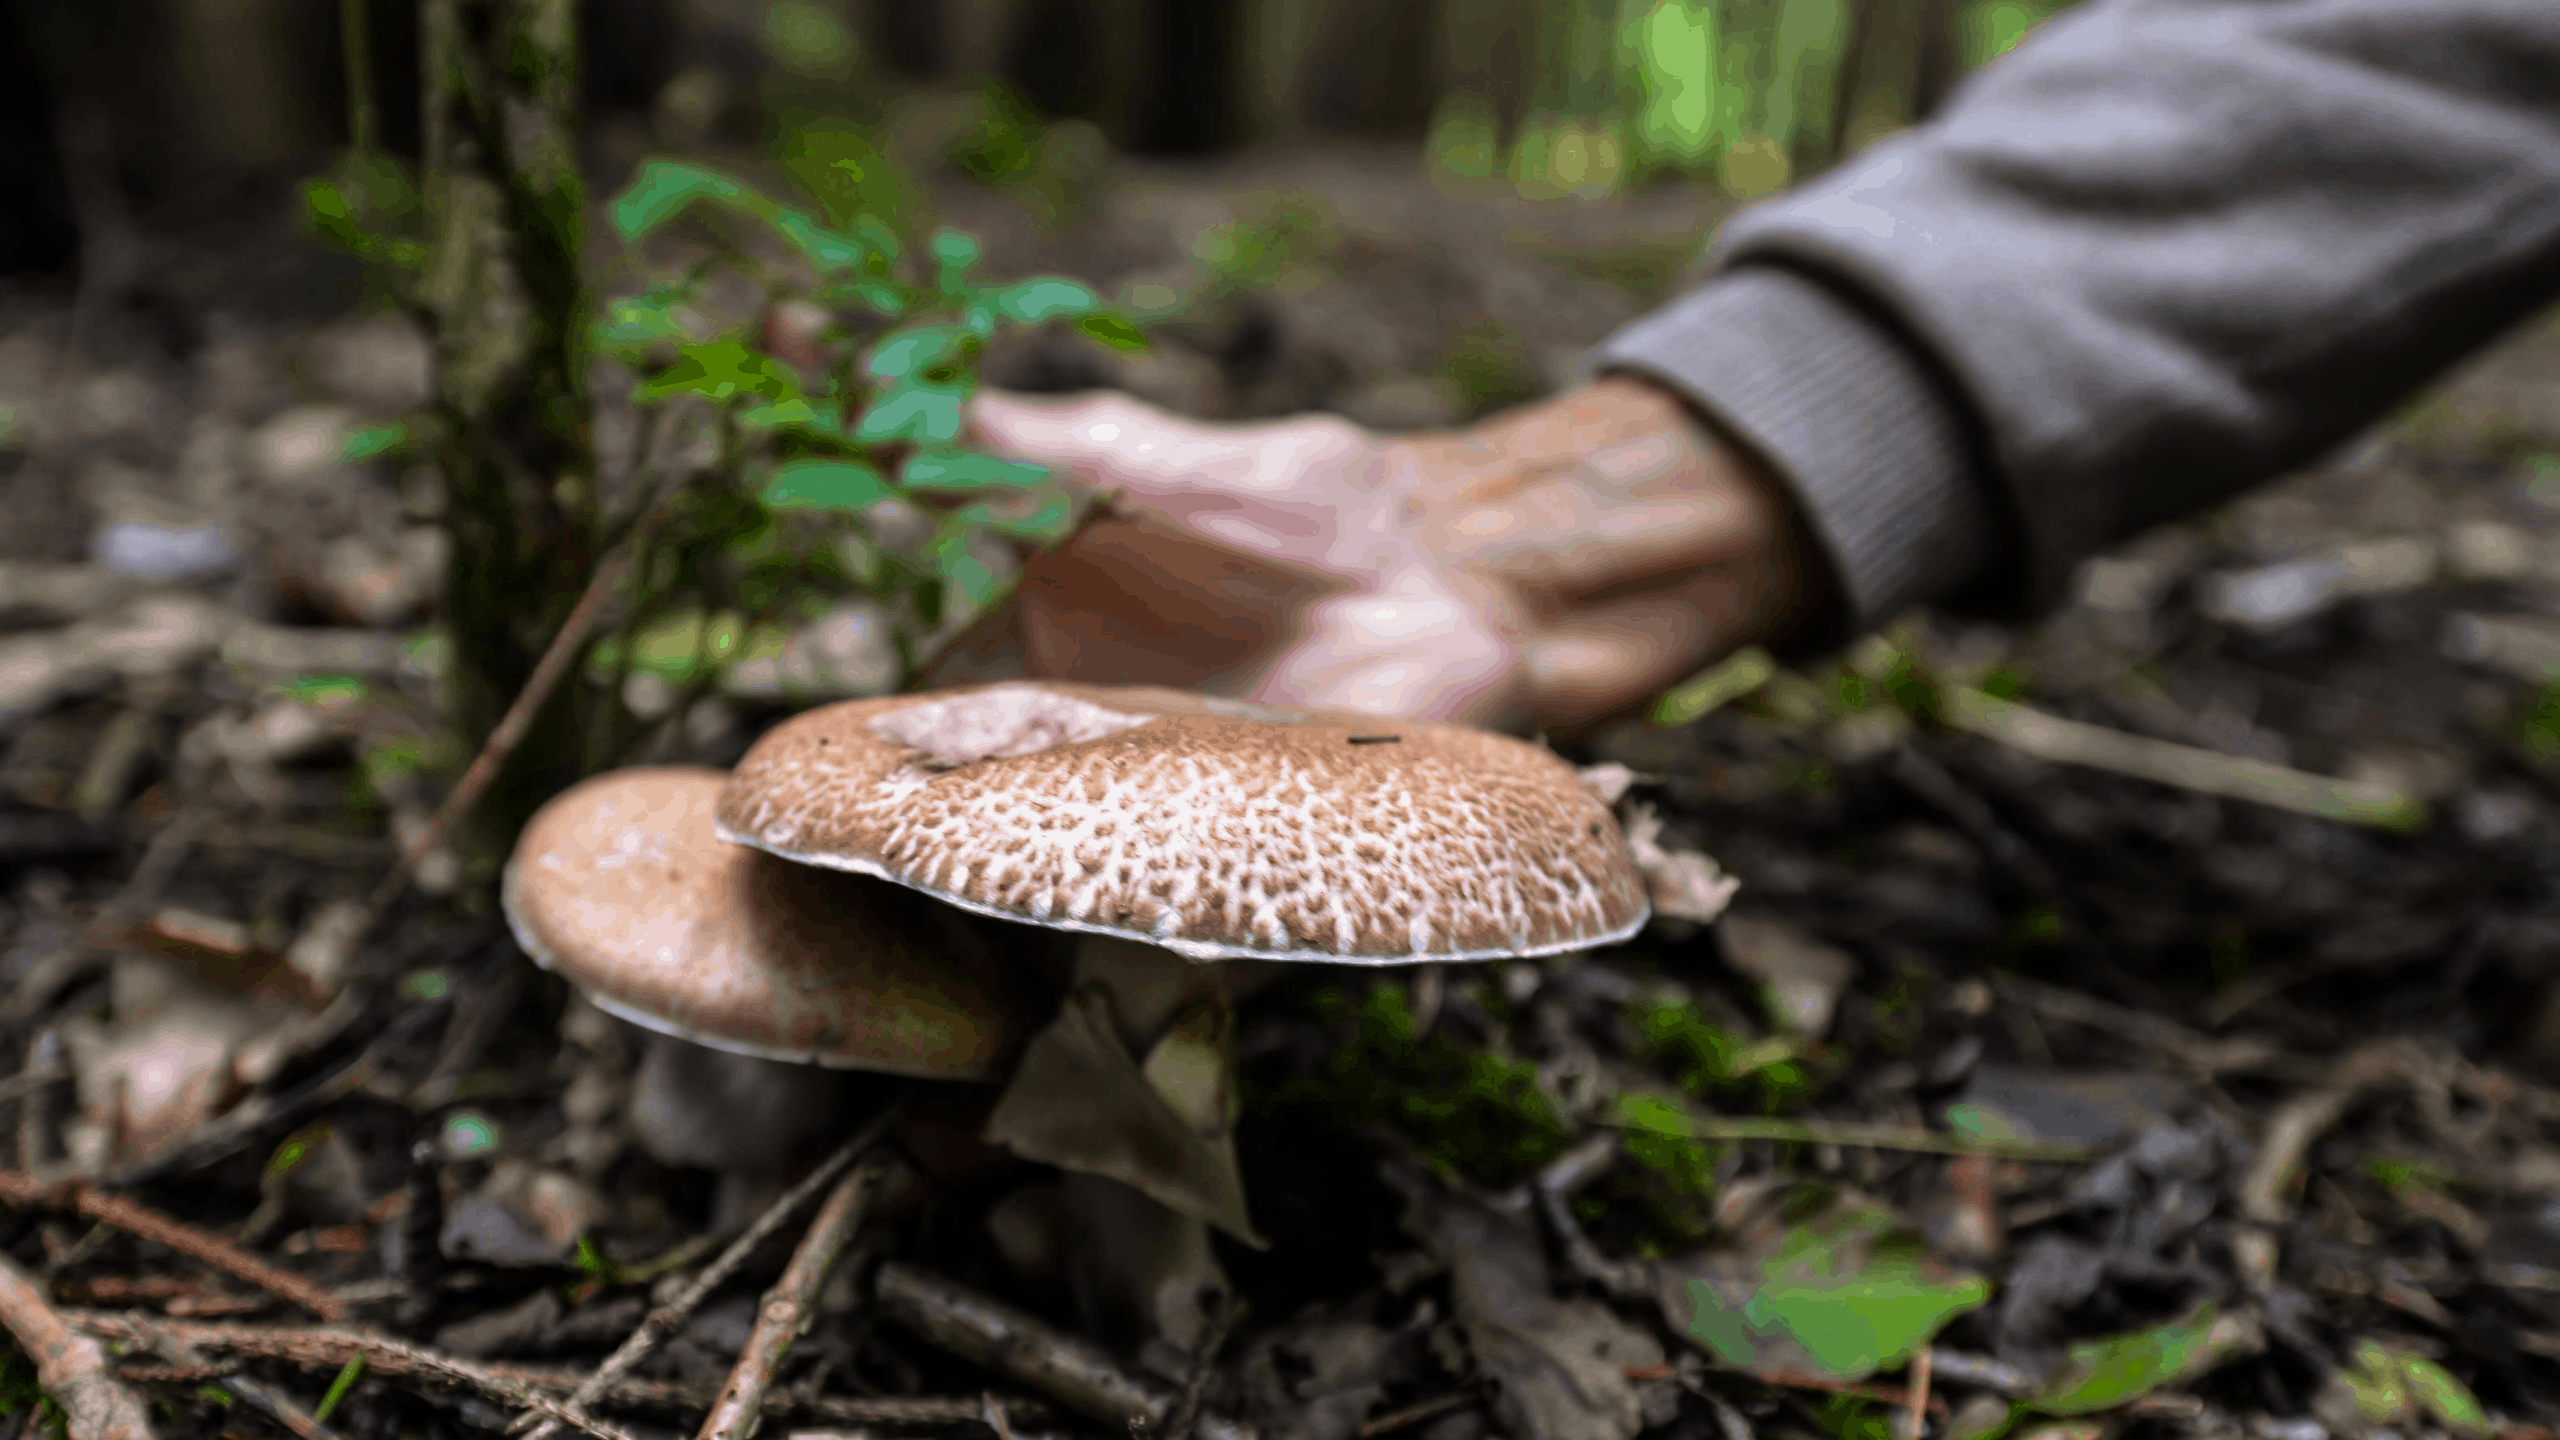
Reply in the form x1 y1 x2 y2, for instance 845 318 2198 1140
1586 265 2000 635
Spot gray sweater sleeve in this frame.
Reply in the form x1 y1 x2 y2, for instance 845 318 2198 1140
1590 0 2560 627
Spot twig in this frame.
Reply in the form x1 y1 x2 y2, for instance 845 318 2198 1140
67 1313 639 1440
1603 1112 2095 1163
1698 1387 1755 1440
68 1312 1046 1426
0 1254 154 1440
1357 1390 1477 1438
0 1171 343 1321
215 1373 341 1440
1904 1348 1931 1440
1921 1350 2038 1397
1942 686 2425 831
1158 1291 1237 1440
695 1161 885 1440
518 1107 903 1439
1997 976 2286 1080
2237 1087 2356 1225
1758 1369 1948 1411
982 1392 1017 1440
353 429 699 944
146 1327 343 1440
875 1263 1257 1440
1532 1134 1651 1301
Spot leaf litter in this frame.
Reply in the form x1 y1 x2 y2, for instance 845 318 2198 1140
8 146 2560 1440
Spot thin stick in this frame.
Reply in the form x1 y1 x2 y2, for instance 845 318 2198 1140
356 421 698 940
1760 1369 1947 1411
212 1374 340 1440
875 1263 1256 1440
0 1255 154 1440
518 1108 901 1438
149 1328 342 1440
1904 1348 1931 1440
74 1313 1046 1427
1358 1391 1475 1439
0 1172 344 1321
71 1314 636 1440
1158 1292 1237 1440
1602 1114 2094 1163
1943 687 2425 831
695 1163 883 1440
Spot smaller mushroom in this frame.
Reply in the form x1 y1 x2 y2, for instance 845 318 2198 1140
502 766 1032 1225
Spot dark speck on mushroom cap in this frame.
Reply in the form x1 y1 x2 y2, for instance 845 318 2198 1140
503 766 1027 1077
714 681 1650 963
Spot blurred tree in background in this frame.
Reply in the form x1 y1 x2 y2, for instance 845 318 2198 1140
1 0 2078 267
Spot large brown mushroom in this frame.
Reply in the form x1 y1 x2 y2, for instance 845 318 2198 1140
502 766 1032 1222
712 680 1649 1341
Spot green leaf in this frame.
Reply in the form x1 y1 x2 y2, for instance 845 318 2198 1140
776 117 916 238
2399 1352 2490 1435
592 291 698 361
932 228 982 292
2031 1305 2254 1416
588 609 786 683
902 450 1048 492
933 537 1005 611
856 381 967 445
299 175 427 271
735 397 846 437
1663 1196 1991 1381
960 493 1080 542
638 341 802 405
992 277 1101 323
1075 312 1148 353
867 324 970 383
611 159 754 242
842 281 910 317
768 208 879 274
1655 646 1778 727
341 420 408 462
610 157 880 275
764 458 891 512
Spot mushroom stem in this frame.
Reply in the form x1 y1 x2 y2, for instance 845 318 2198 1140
627 1034 846 1231
1069 936 1223 1056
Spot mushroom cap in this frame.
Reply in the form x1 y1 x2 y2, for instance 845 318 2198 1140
503 766 1026 1077
714 681 1649 964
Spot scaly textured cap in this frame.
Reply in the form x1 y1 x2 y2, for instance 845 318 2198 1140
503 766 1025 1076
715 681 1649 963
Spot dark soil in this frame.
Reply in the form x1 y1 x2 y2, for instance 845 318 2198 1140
4 138 2560 1440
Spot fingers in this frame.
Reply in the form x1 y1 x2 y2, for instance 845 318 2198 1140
1436 439 1774 597
967 389 1372 505
1515 572 1763 735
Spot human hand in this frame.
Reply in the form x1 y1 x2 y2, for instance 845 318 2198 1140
965 377 1832 733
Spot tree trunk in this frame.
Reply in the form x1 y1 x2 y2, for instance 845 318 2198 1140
416 0 597 844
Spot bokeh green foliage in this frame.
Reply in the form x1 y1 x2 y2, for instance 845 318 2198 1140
301 1 1139 815
576 131 1140 708
1440 0 2083 201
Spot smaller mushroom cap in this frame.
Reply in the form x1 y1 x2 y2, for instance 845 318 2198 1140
715 681 1650 963
504 766 1026 1077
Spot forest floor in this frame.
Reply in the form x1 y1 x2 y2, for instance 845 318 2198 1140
3 134 2560 1440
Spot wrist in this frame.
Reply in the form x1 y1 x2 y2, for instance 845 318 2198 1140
1433 376 1839 735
